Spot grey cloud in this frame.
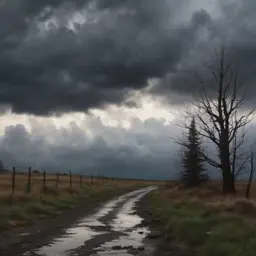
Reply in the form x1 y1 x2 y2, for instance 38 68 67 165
0 0 218 115
151 2 256 107
1 116 254 179
0 117 182 179
0 0 256 114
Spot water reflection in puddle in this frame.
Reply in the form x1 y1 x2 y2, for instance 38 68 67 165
111 188 155 232
35 226 104 256
78 190 141 228
23 187 156 256
94 187 156 255
94 228 151 256
112 210 143 231
23 196 126 256
93 250 133 256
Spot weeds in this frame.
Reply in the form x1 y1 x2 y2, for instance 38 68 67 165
0 182 146 232
8 206 29 221
150 187 256 256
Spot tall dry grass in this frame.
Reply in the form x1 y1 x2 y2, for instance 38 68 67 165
0 172 159 230
0 171 159 198
151 181 256 256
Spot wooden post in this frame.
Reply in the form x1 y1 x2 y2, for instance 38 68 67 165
43 170 46 190
56 172 59 188
12 167 16 195
91 175 94 185
80 175 82 188
27 166 31 193
69 170 72 189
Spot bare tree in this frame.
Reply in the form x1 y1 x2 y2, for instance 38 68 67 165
193 46 254 194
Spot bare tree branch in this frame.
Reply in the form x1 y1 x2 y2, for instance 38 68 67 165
191 46 254 193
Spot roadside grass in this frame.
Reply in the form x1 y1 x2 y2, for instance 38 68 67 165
150 183 256 256
0 180 152 231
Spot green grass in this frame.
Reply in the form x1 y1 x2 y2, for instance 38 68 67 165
150 189 256 256
8 205 29 221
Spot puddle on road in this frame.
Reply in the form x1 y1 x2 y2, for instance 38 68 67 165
80 198 125 228
22 195 127 256
111 201 143 231
94 187 156 256
78 189 144 228
111 187 155 232
23 187 156 256
35 226 103 256
95 227 150 255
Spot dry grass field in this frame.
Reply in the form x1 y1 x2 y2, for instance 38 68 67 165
150 181 256 256
0 171 101 195
165 179 256 199
0 171 159 195
0 171 159 231
1 172 85 193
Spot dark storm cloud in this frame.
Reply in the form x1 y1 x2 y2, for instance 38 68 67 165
0 0 256 114
0 0 212 115
152 1 256 105
0 0 87 41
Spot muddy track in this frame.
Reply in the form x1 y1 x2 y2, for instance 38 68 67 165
0 186 156 256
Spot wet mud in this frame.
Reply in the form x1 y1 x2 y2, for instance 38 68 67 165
1 186 156 256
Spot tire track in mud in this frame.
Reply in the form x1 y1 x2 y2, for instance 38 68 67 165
22 186 156 256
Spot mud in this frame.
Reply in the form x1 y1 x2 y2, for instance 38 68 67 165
0 186 157 256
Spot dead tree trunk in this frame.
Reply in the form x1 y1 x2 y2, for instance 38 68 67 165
220 140 236 193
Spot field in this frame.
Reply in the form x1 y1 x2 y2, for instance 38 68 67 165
149 181 256 256
0 171 159 196
0 171 158 231
3 170 255 256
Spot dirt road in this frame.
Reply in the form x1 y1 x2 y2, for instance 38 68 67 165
0 186 156 256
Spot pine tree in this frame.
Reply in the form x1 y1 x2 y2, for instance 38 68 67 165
181 117 208 187
0 160 4 171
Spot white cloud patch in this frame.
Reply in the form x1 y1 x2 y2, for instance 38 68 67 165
0 98 180 179
0 114 181 179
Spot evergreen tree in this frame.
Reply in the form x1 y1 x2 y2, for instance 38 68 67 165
0 160 4 171
181 117 208 187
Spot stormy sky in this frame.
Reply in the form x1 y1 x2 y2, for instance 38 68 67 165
0 0 255 178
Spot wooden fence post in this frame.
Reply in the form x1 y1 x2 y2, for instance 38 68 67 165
91 174 94 185
27 166 31 193
80 175 82 188
12 167 16 195
56 172 59 188
43 170 46 190
69 170 72 189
